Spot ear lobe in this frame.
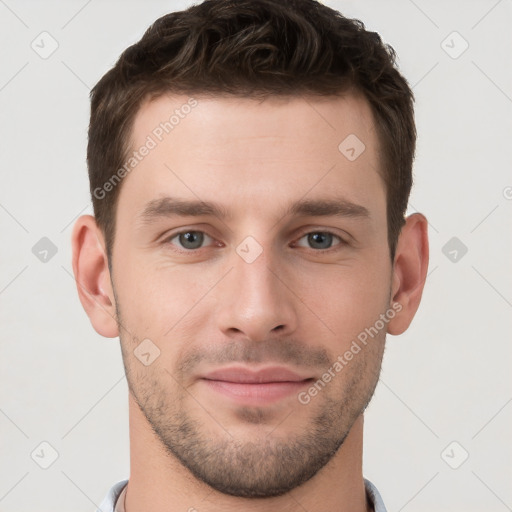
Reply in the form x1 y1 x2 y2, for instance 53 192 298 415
387 213 429 336
71 215 119 338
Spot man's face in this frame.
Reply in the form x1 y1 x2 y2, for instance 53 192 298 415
111 93 392 497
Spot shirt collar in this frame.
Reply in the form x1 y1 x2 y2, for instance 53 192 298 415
99 477 387 512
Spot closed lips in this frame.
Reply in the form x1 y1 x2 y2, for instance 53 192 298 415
201 366 313 383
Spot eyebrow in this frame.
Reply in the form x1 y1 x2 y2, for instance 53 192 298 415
138 196 370 225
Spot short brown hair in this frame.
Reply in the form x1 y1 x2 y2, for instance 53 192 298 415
88 0 415 262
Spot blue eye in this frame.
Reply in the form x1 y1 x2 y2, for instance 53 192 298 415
168 231 214 250
164 229 345 253
295 231 343 250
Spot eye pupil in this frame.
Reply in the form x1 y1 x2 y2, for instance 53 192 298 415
171 230 339 252
180 231 203 249
308 232 332 249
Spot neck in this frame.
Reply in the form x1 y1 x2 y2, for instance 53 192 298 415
124 394 372 512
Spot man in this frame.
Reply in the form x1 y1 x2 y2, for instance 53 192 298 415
72 0 429 511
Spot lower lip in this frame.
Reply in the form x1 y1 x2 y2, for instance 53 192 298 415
201 379 311 405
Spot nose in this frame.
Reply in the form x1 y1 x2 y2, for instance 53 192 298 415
215 245 299 342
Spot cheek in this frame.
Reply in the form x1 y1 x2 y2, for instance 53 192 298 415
114 254 215 338
299 261 391 342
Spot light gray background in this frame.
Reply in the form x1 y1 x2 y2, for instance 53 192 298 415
1 1 511 511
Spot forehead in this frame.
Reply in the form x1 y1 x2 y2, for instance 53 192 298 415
119 92 385 225
132 92 379 155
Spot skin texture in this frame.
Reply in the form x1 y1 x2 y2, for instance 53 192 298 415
72 93 429 512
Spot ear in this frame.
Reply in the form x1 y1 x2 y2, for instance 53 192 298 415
71 215 119 338
387 212 429 335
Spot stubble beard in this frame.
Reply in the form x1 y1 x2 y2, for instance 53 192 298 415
121 336 383 498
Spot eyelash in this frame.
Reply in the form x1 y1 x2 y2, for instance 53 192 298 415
162 229 348 253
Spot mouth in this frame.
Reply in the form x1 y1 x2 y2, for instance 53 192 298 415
199 366 314 404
